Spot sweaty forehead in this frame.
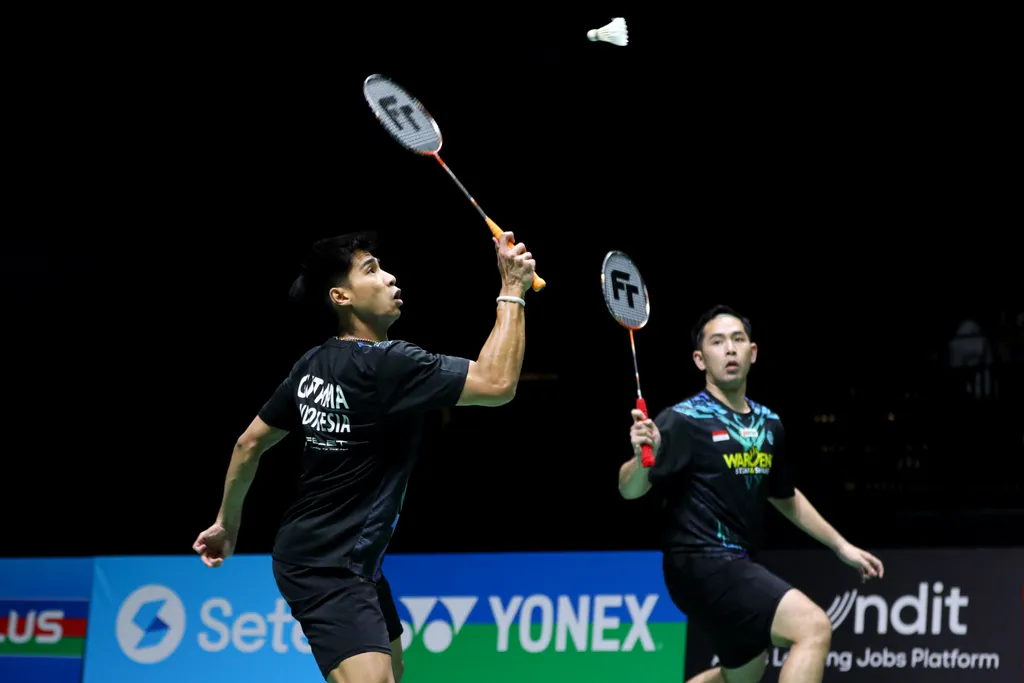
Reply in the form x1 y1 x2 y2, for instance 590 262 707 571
705 315 745 336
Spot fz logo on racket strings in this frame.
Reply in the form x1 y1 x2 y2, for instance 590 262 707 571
611 270 640 308
378 96 421 132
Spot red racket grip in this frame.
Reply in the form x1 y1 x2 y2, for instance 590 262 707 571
637 397 655 468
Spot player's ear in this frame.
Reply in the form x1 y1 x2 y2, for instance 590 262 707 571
749 342 758 363
692 350 706 371
329 285 352 307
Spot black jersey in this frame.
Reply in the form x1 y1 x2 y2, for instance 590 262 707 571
647 390 795 556
257 338 469 578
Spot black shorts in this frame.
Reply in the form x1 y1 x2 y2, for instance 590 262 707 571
663 550 792 670
272 558 404 680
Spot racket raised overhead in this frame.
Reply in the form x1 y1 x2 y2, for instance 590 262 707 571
363 74 546 292
363 74 442 154
601 250 655 467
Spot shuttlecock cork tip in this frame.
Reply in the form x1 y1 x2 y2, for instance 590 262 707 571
587 29 599 41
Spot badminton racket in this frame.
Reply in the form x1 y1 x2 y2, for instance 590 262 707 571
601 250 654 467
362 73 546 292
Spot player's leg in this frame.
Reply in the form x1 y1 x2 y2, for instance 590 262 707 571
685 650 767 683
663 553 768 683
389 637 405 682
686 651 767 683
328 653 395 683
375 574 405 682
273 559 394 682
769 588 832 683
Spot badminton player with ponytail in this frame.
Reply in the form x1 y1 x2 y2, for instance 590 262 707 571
618 305 884 683
192 230 536 683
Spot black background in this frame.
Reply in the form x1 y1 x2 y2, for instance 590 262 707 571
3 7 1020 561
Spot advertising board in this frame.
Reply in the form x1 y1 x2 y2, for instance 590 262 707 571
82 551 687 682
684 548 1024 682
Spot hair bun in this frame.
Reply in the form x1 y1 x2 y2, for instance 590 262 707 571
288 272 309 305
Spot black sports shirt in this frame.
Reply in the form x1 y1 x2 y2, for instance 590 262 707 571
647 390 795 556
258 338 470 578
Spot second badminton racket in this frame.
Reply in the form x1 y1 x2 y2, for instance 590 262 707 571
601 250 654 467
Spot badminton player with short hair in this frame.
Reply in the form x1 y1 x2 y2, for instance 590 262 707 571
618 305 884 683
192 230 537 683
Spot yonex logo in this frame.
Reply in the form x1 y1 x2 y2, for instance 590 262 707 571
398 596 477 653
825 590 858 630
116 585 186 664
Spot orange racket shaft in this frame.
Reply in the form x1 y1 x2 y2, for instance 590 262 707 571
434 155 547 292
629 328 655 468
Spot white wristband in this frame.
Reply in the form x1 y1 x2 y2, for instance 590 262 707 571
496 295 525 307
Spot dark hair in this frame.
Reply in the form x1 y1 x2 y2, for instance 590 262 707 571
691 304 753 350
288 231 379 317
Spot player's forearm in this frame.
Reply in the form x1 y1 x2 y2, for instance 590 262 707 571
215 442 262 530
474 288 527 395
774 488 846 551
618 456 651 499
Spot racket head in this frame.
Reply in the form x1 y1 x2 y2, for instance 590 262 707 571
363 74 443 155
601 250 650 330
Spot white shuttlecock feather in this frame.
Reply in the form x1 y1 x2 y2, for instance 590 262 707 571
587 17 628 46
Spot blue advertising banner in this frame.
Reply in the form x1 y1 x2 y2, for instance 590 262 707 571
0 557 94 683
82 551 688 682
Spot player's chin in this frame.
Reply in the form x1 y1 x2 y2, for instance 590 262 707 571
715 370 746 386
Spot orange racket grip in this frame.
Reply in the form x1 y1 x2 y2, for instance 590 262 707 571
485 217 546 292
637 397 655 468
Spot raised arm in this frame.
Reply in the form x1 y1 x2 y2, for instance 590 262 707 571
457 231 536 407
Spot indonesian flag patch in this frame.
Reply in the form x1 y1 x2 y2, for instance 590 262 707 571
712 430 729 442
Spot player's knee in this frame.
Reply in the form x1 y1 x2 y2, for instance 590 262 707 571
773 590 832 650
802 607 832 648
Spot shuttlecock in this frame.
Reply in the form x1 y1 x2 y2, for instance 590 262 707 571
587 17 628 46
